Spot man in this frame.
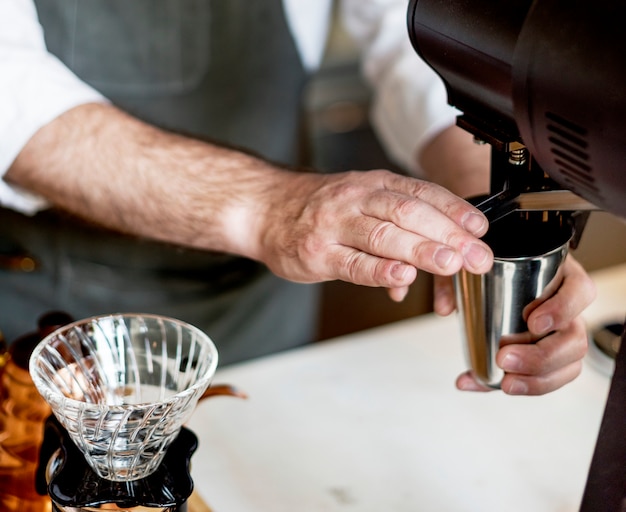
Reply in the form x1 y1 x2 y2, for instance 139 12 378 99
0 0 593 394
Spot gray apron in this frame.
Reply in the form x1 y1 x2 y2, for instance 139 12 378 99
0 0 319 365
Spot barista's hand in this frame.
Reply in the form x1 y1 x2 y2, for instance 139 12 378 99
257 169 493 291
435 255 595 395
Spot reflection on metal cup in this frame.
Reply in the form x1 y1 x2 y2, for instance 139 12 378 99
454 212 573 388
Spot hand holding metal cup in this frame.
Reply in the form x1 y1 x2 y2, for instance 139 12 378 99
454 211 573 389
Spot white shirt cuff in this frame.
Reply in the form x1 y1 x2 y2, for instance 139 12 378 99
0 0 106 214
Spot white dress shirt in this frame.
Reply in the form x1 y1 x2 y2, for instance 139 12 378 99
0 0 454 214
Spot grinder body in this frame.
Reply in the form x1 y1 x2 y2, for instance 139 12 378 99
408 0 626 217
407 1 626 508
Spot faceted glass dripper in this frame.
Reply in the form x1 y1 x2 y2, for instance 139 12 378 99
29 313 218 482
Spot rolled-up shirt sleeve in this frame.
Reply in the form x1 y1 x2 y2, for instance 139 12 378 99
0 0 106 214
340 0 458 176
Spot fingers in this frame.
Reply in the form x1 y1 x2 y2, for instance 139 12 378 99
363 183 488 241
526 255 597 336
495 316 588 395
440 253 594 329
455 371 493 392
432 275 456 316
456 357 585 395
493 256 593 395
456 317 588 395
261 170 493 288
359 178 493 275
387 285 410 302
339 215 489 276
499 361 584 396
377 171 489 235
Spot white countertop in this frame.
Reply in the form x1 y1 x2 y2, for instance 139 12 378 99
188 264 626 512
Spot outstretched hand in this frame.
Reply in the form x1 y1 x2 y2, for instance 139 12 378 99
255 169 493 293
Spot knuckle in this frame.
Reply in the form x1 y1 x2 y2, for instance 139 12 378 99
344 251 365 284
409 241 437 269
541 362 583 394
528 346 551 373
440 227 468 249
367 221 395 252
300 233 318 255
390 196 420 221
299 232 327 261
582 275 598 305
572 322 590 357
327 179 365 203
570 360 584 380
408 177 437 197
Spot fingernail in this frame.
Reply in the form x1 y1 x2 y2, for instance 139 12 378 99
457 371 488 392
433 247 455 269
507 380 528 395
458 378 483 391
501 353 522 372
391 263 410 281
462 212 487 235
463 243 489 269
534 315 554 335
457 378 474 391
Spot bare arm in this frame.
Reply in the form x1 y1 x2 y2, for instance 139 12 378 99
6 103 493 290
7 103 285 257
418 124 491 199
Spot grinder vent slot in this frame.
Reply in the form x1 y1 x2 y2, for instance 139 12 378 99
544 111 604 204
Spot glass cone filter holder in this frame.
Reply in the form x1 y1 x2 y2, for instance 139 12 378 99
29 313 218 482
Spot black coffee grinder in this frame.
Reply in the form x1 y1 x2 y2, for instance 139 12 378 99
407 1 626 508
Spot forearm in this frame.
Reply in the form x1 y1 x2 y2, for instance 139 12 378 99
341 0 457 175
417 124 491 199
5 102 294 260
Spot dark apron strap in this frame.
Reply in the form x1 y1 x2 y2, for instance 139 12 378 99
2 0 318 364
580 321 626 511
33 0 309 166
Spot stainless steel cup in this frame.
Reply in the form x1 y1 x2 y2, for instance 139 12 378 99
454 212 573 388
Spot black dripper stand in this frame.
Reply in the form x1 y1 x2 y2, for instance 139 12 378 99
37 415 198 512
